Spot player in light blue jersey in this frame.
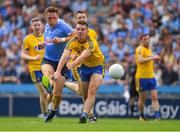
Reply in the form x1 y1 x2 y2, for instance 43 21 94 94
41 6 74 122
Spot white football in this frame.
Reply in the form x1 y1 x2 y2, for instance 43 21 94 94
109 64 124 79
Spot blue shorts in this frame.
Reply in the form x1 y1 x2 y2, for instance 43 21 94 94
66 68 81 81
80 64 104 81
30 70 43 83
42 57 69 78
136 78 157 92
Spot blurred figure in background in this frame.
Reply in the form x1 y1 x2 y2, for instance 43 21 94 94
128 60 139 116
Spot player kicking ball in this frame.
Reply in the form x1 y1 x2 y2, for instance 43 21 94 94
53 21 105 123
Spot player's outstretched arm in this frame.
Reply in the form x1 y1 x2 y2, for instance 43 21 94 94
54 49 71 79
52 31 76 44
21 50 41 61
68 49 91 69
138 54 160 63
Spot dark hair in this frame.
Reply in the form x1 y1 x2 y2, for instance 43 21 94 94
77 21 88 27
75 10 88 16
31 17 42 24
45 6 59 14
140 34 149 40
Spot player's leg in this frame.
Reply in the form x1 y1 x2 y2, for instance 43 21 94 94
129 85 139 116
150 89 160 120
147 78 160 120
30 71 49 118
64 81 82 96
41 59 56 111
80 81 95 122
64 67 82 96
129 96 135 115
80 73 103 123
78 80 88 123
44 75 65 122
44 66 67 122
138 91 147 120
34 83 48 116
41 64 54 89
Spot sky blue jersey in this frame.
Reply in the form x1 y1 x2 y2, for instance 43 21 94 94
44 19 73 61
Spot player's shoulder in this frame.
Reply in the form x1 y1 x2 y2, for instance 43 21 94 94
88 35 96 42
69 36 77 43
136 45 143 51
88 35 98 47
88 28 96 33
88 28 97 38
57 19 70 26
24 34 33 41
67 36 77 47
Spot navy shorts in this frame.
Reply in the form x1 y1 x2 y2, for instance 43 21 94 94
80 64 104 81
42 57 69 78
30 70 43 83
136 78 157 92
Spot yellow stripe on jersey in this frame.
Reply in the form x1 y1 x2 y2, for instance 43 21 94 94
30 71 36 83
23 34 44 72
87 36 94 52
71 67 81 81
102 65 105 78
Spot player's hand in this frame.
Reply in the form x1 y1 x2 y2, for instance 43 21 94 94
66 62 72 70
70 53 78 61
53 71 62 80
152 55 160 60
34 55 41 60
53 37 65 44
45 39 53 44
69 30 77 37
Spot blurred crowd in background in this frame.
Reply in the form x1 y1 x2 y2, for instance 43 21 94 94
0 0 179 87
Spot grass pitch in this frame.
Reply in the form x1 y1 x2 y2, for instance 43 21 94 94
0 117 179 131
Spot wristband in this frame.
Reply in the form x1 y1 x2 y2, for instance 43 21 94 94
61 38 66 42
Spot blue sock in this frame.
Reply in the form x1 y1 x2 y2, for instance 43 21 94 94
81 112 88 118
155 111 160 119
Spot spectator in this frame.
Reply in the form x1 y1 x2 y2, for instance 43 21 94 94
0 0 179 86
1 60 20 84
161 63 179 85
19 64 32 84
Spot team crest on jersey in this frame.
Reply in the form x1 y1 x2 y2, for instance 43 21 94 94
34 45 42 50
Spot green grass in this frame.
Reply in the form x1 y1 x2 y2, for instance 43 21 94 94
0 117 179 131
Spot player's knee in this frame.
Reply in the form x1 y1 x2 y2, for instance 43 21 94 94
41 92 47 97
139 97 145 104
76 89 82 96
88 89 96 96
151 95 158 101
53 92 62 97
